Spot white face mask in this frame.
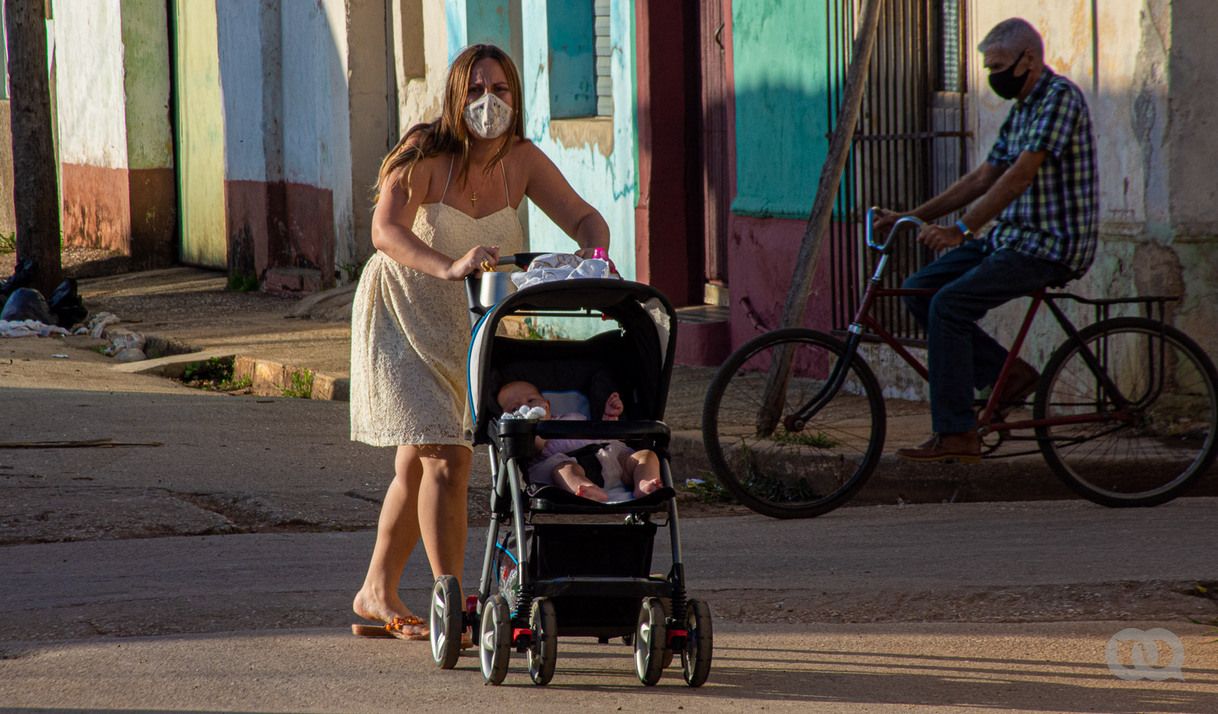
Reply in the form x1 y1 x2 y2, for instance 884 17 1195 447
463 92 514 140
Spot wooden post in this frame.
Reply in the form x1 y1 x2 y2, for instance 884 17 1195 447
757 0 883 434
4 0 62 296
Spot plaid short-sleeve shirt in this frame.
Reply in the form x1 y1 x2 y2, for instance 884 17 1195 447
985 68 1098 276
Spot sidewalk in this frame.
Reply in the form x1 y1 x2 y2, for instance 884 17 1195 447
73 267 1214 506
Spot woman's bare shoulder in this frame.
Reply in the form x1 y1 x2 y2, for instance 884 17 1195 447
384 153 450 197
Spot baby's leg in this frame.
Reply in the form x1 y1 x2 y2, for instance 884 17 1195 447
554 462 608 502
626 450 662 498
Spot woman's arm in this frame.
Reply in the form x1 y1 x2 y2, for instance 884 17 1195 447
371 161 499 279
520 143 609 253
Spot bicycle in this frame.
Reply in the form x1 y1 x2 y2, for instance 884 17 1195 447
702 208 1218 518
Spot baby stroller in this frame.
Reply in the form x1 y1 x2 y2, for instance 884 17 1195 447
427 253 713 687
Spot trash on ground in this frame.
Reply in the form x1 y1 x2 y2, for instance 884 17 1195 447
0 319 71 338
87 312 121 339
1 287 55 324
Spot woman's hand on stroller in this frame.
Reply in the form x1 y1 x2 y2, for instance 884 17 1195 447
447 244 501 280
602 392 624 421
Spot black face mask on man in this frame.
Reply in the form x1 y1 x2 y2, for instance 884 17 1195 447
988 50 1028 100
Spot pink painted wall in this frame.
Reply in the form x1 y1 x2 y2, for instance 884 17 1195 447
726 214 839 350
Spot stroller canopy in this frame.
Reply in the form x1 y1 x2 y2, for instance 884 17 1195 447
467 278 677 445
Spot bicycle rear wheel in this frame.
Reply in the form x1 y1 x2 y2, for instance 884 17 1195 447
1035 317 1218 506
702 329 886 518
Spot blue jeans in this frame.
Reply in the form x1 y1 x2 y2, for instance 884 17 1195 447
902 242 1074 434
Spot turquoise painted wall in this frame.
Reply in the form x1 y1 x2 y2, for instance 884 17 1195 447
731 2 832 219
519 0 636 277
466 0 511 54
546 0 595 118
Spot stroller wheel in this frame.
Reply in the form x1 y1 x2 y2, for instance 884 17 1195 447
634 598 667 686
527 597 558 685
479 594 511 685
430 575 463 670
681 599 713 687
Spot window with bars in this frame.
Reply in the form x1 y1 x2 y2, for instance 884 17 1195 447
937 0 961 92
547 0 612 119
827 0 968 343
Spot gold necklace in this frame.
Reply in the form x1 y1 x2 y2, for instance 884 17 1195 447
466 165 488 207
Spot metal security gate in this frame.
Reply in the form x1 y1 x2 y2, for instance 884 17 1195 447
827 0 969 342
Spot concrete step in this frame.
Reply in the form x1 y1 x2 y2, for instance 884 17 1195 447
676 305 730 367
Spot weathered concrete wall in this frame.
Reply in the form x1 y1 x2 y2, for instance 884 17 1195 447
393 0 447 140
214 0 349 293
216 0 267 280
119 0 175 267
517 0 637 280
54 0 131 251
345 0 395 277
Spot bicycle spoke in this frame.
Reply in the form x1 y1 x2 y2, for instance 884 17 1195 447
703 330 885 518
1037 319 1218 506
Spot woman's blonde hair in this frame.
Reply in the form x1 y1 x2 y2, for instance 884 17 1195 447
374 44 525 201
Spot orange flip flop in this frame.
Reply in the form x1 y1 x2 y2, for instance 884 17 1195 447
351 615 429 640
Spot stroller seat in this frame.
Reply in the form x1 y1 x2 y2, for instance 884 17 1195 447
527 484 676 514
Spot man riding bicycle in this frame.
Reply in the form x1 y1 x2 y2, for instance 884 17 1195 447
874 17 1098 463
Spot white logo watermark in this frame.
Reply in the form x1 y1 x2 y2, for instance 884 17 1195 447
1105 627 1185 681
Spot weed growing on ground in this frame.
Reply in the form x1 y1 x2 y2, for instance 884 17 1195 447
180 356 253 392
227 273 259 292
681 473 735 504
0 233 15 254
281 368 314 398
771 429 839 449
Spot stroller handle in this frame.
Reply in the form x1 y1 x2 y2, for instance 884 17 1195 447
464 253 554 322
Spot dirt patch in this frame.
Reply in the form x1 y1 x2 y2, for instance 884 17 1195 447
0 246 129 282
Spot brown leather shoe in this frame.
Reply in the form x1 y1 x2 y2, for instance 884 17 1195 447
998 358 1040 406
895 431 981 463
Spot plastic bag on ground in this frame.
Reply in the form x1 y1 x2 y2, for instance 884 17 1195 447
48 278 89 328
0 258 36 301
1 287 55 324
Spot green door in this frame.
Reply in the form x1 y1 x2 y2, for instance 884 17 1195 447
172 0 227 268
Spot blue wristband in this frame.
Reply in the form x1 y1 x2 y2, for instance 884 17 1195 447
954 219 974 239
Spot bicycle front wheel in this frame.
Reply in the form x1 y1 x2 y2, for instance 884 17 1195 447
702 329 886 518
1035 317 1218 506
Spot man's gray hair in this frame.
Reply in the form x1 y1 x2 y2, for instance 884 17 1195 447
978 18 1044 58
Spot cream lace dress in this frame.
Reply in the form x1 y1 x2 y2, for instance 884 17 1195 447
350 161 523 448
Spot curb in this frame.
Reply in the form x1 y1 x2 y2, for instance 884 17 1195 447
232 356 350 401
110 348 237 379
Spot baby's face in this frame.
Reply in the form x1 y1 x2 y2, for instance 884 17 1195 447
498 382 550 416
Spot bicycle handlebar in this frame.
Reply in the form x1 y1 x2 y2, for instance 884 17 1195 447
864 206 925 254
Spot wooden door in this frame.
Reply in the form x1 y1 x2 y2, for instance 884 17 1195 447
172 0 227 268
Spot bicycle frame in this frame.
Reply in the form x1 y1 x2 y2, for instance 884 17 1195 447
800 208 1168 438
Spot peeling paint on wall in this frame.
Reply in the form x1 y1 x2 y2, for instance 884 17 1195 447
520 0 637 279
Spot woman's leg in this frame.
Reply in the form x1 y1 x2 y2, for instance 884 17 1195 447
415 444 472 589
353 445 424 624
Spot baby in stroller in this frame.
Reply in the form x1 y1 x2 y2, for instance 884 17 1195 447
497 380 663 502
